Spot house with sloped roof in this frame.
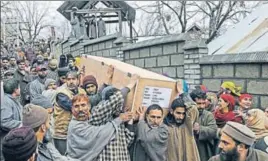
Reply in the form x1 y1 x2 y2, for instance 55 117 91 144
208 2 268 55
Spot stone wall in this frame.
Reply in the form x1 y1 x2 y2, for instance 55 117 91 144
122 34 188 79
200 52 268 109
70 39 84 57
61 39 71 55
83 34 120 59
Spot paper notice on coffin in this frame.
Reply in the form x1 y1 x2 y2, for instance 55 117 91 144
142 86 172 108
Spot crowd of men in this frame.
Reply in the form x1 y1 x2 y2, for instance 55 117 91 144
1 40 268 161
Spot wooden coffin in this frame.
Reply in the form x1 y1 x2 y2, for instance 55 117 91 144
80 55 181 113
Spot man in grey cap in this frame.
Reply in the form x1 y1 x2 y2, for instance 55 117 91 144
3 69 15 81
209 121 268 161
29 64 48 101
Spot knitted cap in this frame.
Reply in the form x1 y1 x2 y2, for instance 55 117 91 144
2 126 37 161
22 104 48 129
49 59 58 68
44 79 56 89
83 75 98 89
222 121 256 146
31 94 53 109
58 67 69 77
220 94 235 111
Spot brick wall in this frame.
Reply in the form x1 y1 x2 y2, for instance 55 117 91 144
200 52 268 109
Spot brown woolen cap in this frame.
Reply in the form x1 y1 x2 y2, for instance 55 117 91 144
222 121 256 146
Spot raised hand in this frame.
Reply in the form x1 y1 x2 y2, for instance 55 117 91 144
126 74 140 90
137 106 147 120
106 65 114 85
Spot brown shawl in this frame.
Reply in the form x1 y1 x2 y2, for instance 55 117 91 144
247 109 268 139
166 105 200 161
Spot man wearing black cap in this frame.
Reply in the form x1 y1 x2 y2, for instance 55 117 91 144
29 64 48 101
57 67 69 86
2 126 38 161
209 121 268 161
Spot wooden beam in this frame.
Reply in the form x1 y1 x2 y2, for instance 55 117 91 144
65 8 122 14
83 15 119 18
104 20 119 24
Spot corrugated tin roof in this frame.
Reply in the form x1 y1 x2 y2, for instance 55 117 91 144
208 3 268 55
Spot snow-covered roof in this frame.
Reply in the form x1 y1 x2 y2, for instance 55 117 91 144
208 2 268 55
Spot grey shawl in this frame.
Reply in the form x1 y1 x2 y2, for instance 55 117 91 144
133 120 169 161
66 117 122 161
0 94 22 132
29 78 46 101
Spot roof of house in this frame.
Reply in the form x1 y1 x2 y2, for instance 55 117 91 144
57 1 136 22
208 2 268 55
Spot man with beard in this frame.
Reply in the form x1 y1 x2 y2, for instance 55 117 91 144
82 75 104 108
53 71 86 155
9 56 17 70
22 104 78 161
29 64 48 101
209 121 268 161
47 59 58 81
190 89 217 161
164 97 200 161
132 105 168 161
67 94 133 161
